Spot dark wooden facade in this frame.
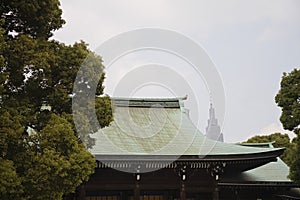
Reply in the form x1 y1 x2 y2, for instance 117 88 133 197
75 164 218 200
66 157 298 200
82 167 215 200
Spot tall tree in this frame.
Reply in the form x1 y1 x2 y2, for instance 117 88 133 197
0 0 113 199
275 68 300 184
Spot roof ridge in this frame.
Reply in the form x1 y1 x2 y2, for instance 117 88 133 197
111 96 188 102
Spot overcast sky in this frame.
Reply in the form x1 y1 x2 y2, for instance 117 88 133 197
53 0 300 143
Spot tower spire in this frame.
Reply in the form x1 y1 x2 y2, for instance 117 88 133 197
205 103 224 142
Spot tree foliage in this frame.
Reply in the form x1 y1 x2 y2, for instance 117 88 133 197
275 68 300 184
289 137 300 184
0 1 113 199
275 69 300 133
0 158 23 199
0 0 65 38
22 115 95 199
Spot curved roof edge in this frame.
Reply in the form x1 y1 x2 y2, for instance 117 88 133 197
238 141 276 148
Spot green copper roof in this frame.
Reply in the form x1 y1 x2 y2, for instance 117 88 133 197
90 98 283 157
241 158 291 182
220 158 293 184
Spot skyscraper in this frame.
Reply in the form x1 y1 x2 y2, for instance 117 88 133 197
205 103 224 142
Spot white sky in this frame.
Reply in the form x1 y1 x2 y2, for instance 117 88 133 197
53 0 300 143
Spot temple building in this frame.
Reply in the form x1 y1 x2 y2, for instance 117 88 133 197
70 97 299 200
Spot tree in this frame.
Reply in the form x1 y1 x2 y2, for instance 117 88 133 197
0 0 113 199
22 114 95 199
0 110 24 199
0 0 65 38
275 68 300 184
245 133 292 166
285 137 298 170
0 158 23 199
275 69 300 133
0 20 8 100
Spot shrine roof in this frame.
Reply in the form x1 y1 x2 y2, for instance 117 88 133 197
90 97 283 159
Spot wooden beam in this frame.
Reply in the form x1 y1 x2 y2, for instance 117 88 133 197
134 181 140 200
212 186 219 200
180 180 186 200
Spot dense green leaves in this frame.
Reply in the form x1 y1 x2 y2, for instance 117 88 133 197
289 137 300 185
0 0 112 199
275 68 300 184
22 115 95 200
0 0 65 38
0 110 25 200
0 158 23 199
0 23 7 97
0 110 24 159
275 69 300 133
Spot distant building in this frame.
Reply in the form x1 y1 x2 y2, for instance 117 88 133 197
205 103 224 142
